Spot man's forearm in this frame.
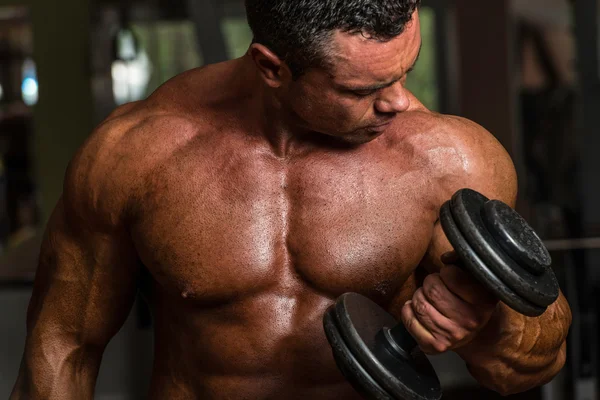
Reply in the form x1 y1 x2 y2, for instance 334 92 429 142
11 340 103 400
455 294 572 395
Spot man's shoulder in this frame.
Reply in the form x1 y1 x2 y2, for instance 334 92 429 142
432 113 510 162
78 102 202 174
396 111 517 205
398 111 506 157
64 102 205 226
438 114 515 182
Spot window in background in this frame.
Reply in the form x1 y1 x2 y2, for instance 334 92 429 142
405 7 439 111
222 17 253 59
111 27 153 105
133 21 203 97
130 17 253 99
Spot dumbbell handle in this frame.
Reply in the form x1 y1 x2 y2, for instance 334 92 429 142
386 324 419 359
383 261 470 359
383 255 499 359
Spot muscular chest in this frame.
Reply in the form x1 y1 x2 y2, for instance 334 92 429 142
132 149 438 303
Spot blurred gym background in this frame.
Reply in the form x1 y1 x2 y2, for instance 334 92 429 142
0 0 597 399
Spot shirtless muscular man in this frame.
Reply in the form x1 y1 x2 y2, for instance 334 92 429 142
12 1 571 399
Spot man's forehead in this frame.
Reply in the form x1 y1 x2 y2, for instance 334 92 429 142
328 21 421 83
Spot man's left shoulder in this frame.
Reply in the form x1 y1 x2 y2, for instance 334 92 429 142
444 114 517 205
440 115 511 163
405 112 518 205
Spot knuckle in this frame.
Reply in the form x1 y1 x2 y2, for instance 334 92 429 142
401 306 419 332
423 275 444 304
414 303 429 319
423 273 441 288
450 329 467 343
413 295 430 318
432 340 450 354
466 320 479 331
463 316 481 331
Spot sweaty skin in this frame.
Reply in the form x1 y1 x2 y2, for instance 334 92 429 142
12 13 570 400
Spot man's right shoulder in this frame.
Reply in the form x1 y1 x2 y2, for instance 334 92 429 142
77 102 202 174
64 102 203 227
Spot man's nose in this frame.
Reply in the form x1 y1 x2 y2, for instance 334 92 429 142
374 82 411 114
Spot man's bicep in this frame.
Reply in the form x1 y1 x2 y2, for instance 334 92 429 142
421 119 519 274
27 199 140 348
419 221 453 274
459 118 519 208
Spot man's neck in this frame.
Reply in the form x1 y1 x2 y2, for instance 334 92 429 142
238 56 367 159
238 56 340 158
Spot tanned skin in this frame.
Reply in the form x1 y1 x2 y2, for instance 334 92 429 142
12 11 571 399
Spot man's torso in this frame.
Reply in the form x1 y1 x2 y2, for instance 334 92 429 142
108 63 473 399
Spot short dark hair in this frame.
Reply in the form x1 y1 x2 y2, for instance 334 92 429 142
245 0 421 78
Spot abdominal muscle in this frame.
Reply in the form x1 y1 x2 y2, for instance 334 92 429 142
143 282 396 400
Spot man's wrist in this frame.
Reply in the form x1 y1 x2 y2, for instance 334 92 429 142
454 302 508 363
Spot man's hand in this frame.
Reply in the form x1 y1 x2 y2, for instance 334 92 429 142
400 253 499 355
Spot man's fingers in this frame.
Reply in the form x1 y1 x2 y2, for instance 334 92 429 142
421 273 490 331
411 288 471 345
441 251 460 265
440 266 498 307
401 300 451 355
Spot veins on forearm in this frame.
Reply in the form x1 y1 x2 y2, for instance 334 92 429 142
456 298 571 390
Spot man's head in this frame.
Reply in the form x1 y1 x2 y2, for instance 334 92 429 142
246 0 422 144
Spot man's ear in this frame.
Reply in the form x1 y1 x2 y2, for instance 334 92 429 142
249 43 291 88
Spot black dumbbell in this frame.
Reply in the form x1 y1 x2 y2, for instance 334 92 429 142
323 189 560 400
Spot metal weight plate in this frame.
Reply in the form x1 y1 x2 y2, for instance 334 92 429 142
324 308 394 400
440 202 547 317
482 200 551 275
333 294 442 400
450 190 559 308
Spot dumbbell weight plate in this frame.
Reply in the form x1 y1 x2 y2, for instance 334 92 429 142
440 202 547 317
324 308 394 400
482 200 550 275
449 190 559 308
324 293 442 400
